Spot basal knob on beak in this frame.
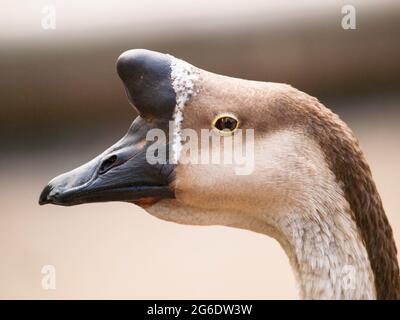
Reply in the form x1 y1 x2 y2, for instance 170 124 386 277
116 49 177 120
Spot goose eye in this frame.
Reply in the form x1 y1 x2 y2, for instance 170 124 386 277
212 115 239 134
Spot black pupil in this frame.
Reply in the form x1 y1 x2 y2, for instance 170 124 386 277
216 117 237 131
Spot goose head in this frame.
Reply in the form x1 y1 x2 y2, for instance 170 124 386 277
39 49 400 300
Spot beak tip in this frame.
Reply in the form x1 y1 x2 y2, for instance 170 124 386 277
38 184 52 205
38 199 48 206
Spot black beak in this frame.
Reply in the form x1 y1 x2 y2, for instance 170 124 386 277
39 49 178 207
39 117 175 206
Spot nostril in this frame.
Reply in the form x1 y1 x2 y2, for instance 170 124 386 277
99 155 118 174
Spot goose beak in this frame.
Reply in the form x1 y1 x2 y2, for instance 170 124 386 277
39 117 175 206
39 49 179 207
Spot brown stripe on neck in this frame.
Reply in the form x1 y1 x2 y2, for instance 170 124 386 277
281 90 400 299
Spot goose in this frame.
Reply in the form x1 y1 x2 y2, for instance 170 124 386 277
39 49 400 300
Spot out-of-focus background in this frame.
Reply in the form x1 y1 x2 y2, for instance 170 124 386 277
1 0 399 299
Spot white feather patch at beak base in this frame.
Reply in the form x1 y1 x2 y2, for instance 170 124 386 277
169 55 199 163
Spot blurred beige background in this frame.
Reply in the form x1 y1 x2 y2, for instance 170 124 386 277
0 0 399 299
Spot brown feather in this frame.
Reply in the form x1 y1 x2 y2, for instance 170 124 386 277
277 88 400 299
